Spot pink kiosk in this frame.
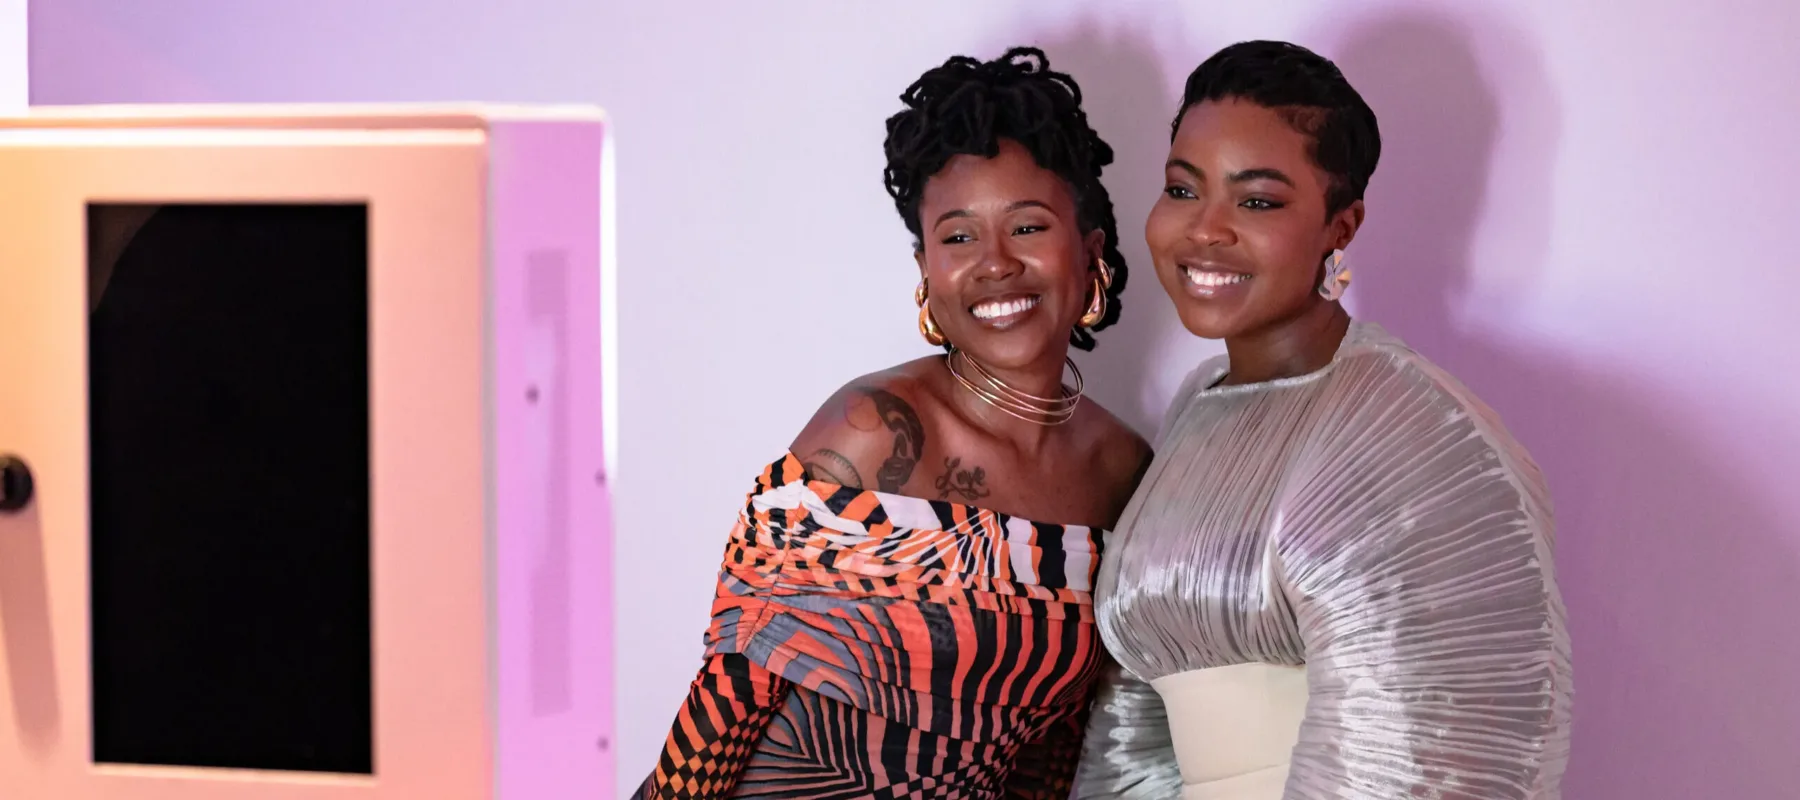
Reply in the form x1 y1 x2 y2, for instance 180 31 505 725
0 105 616 799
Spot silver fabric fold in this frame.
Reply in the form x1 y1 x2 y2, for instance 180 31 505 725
1072 659 1185 798
1075 322 1572 799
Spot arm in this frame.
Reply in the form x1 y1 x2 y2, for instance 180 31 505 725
638 379 937 796
1005 702 1090 800
636 379 922 797
1282 356 1573 799
790 381 929 493
1070 658 1185 799
632 654 792 799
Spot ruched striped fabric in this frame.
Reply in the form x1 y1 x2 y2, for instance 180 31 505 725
637 453 1106 799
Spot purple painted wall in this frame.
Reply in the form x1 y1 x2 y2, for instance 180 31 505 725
30 1 1800 797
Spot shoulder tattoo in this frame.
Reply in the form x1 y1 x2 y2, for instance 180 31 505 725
803 448 865 489
865 389 925 493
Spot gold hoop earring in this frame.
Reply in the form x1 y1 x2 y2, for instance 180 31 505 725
1079 272 1107 328
916 281 947 346
1095 257 1115 290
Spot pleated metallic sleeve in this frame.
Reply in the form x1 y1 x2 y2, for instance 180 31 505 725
1278 349 1573 799
1071 658 1184 798
1078 322 1574 799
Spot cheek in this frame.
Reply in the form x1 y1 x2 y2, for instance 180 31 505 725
922 252 975 310
1027 231 1088 279
1053 246 1096 315
1144 200 1184 258
1245 221 1323 286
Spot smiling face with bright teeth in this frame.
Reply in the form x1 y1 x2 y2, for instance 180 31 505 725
1147 98 1363 341
915 139 1102 370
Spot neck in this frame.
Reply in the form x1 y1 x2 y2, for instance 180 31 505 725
943 347 1072 450
972 349 1068 399
1221 300 1352 386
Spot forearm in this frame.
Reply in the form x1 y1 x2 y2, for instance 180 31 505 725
633 653 791 799
1005 708 1087 800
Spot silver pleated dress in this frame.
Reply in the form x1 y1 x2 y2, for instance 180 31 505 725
1074 321 1572 799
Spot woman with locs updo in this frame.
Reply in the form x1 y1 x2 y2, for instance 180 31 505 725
634 47 1150 799
1072 41 1573 800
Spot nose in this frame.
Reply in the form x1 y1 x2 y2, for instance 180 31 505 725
974 236 1025 280
1187 200 1237 248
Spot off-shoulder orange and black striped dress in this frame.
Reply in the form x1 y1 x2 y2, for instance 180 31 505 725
634 453 1106 799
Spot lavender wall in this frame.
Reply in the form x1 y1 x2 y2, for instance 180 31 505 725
30 1 1800 797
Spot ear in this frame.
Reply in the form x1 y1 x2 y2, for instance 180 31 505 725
1083 227 1108 271
913 245 927 279
1329 199 1366 251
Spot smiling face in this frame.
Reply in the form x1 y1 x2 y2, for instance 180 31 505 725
1147 98 1363 340
915 138 1103 369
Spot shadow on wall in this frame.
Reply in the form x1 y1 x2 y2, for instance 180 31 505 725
1322 8 1799 799
999 17 1195 436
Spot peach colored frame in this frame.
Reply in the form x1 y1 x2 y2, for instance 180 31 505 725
0 128 493 799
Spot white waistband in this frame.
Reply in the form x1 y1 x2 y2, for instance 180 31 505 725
1150 662 1307 797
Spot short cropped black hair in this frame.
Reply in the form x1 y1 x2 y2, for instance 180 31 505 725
882 46 1127 351
1174 40 1381 216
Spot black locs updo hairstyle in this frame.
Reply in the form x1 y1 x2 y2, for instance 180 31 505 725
1174 40 1381 217
882 47 1128 352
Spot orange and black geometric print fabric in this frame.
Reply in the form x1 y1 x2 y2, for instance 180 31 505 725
635 452 1106 799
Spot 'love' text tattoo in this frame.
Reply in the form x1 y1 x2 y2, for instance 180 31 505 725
934 456 992 503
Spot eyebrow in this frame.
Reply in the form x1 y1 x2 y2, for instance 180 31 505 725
1167 159 1296 188
932 199 1054 228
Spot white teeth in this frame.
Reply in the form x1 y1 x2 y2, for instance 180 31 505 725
972 296 1040 320
1183 267 1249 287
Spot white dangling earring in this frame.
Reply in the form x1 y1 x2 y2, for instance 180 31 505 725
1318 249 1351 301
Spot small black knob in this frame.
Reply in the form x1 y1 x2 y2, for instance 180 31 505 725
0 454 34 512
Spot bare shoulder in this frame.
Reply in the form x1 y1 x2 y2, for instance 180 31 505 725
789 357 941 493
1076 399 1154 495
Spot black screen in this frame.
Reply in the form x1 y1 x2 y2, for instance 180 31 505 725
87 203 374 774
